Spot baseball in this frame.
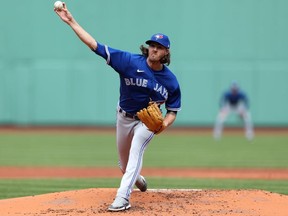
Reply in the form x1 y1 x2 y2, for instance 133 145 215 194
54 1 63 10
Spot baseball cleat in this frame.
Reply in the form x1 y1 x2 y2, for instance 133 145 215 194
135 175 147 192
108 196 131 212
246 131 254 141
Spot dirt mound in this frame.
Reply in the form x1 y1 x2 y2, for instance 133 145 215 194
0 188 287 216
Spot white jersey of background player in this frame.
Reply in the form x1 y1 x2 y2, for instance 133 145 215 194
54 3 181 212
213 82 254 140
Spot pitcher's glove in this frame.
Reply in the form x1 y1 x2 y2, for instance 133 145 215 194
137 102 166 134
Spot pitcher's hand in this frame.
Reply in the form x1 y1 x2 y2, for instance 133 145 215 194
54 2 74 24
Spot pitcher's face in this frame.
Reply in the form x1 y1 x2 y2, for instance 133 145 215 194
147 42 169 63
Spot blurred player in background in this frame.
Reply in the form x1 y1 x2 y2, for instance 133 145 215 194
213 81 254 140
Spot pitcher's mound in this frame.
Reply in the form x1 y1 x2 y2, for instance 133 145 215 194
0 188 288 216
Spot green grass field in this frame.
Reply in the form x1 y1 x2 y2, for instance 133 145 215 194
0 131 288 199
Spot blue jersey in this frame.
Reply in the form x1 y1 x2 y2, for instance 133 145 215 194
220 90 248 108
93 43 181 114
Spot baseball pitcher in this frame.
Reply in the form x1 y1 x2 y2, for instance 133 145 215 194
54 2 181 212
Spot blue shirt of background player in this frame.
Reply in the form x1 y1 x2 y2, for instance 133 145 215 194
93 43 181 115
220 85 249 108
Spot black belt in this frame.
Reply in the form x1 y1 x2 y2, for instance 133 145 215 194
119 108 140 120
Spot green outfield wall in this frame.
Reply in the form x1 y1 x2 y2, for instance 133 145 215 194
1 0 288 126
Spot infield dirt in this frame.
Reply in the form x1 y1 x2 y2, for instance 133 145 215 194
0 188 288 216
0 167 288 216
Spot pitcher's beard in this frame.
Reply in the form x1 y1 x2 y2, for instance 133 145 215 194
148 54 161 63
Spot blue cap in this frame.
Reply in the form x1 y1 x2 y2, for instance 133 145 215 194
230 81 239 90
145 33 170 49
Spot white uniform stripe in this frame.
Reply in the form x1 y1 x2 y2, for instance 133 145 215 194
104 45 110 64
126 133 153 197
